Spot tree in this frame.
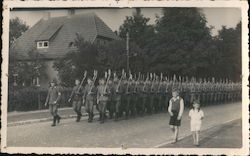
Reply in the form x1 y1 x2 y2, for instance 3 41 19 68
212 21 242 81
119 8 155 49
9 17 29 47
148 8 213 76
54 34 144 86
53 34 101 87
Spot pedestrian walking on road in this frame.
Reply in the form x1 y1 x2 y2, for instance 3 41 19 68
168 89 184 143
189 100 204 146
45 79 61 127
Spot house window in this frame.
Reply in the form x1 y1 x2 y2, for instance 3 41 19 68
37 41 49 49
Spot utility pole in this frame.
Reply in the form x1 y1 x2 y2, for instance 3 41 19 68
126 32 130 73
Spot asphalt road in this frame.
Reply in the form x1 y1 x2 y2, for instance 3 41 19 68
7 102 241 148
160 119 242 148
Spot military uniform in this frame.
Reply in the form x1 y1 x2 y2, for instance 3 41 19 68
97 83 109 123
83 82 97 122
112 79 123 120
107 80 115 119
69 84 83 122
45 82 61 127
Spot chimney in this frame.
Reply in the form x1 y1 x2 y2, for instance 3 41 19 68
67 9 75 18
43 12 51 20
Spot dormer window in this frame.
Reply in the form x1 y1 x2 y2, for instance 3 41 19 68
37 41 49 49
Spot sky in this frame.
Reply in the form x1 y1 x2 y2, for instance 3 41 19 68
10 8 241 36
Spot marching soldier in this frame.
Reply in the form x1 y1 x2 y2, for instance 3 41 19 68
83 77 97 123
112 73 124 121
125 75 133 119
140 75 150 116
68 78 84 122
107 79 115 119
97 70 111 124
45 79 61 127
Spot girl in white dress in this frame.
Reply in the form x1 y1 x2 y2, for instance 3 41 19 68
189 100 204 146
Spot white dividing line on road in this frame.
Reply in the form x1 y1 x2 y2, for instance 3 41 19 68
153 118 241 148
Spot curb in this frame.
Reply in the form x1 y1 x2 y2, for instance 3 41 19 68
7 112 100 127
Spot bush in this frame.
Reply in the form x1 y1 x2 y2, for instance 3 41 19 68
8 86 73 112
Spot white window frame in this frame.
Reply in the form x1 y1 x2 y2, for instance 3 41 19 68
37 41 49 49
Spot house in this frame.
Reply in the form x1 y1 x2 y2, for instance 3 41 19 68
11 10 120 87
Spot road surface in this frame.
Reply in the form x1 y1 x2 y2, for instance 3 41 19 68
7 102 241 148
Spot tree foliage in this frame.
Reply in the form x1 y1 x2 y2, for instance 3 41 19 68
53 8 241 84
9 18 48 86
147 8 213 76
119 8 155 49
9 17 29 47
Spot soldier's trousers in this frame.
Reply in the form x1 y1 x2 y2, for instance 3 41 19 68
49 104 59 117
99 100 107 122
85 98 94 115
125 95 134 117
72 100 82 117
114 98 121 118
164 94 170 111
190 93 196 105
107 99 115 118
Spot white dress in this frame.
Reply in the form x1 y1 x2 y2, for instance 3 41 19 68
189 109 204 131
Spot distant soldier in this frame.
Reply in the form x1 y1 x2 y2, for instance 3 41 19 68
68 79 84 122
83 77 97 123
140 75 150 116
45 79 61 127
137 78 146 116
113 73 124 121
190 78 196 105
97 70 111 124
107 79 115 119
125 76 134 119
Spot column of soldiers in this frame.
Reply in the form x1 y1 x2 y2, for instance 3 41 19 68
68 69 242 124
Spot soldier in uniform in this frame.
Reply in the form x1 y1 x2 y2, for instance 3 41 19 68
83 77 97 123
68 79 83 122
113 75 123 121
125 76 133 119
190 78 196 106
140 76 149 116
45 79 61 127
97 77 109 124
107 79 115 119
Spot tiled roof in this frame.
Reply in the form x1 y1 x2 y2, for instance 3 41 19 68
12 12 120 60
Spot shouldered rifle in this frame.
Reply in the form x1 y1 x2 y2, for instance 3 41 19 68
142 73 149 92
77 70 87 93
116 69 125 92
150 73 156 92
157 73 163 93
88 70 98 95
103 69 111 94
126 72 132 94
133 72 140 93
68 70 87 103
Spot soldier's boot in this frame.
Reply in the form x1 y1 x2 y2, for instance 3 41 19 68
88 113 93 123
51 117 56 127
100 113 104 124
114 112 118 121
76 115 80 122
56 115 61 124
87 113 91 122
98 115 101 121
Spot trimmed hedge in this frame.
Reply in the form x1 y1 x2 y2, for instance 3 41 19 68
8 86 72 112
